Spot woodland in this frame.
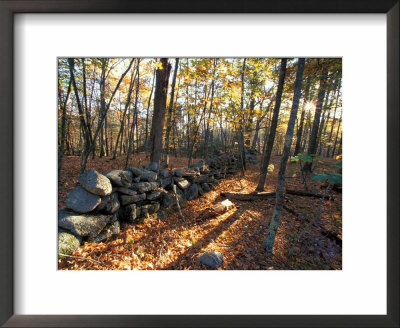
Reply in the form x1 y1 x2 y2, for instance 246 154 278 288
58 57 342 270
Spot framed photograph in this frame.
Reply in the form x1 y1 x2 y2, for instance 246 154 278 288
0 1 398 327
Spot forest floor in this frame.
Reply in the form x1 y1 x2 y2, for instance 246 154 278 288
58 153 342 270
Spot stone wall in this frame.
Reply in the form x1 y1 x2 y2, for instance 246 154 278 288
58 153 241 256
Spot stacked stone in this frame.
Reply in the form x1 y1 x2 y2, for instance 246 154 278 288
58 154 240 257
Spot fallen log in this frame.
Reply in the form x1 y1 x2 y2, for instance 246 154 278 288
286 189 333 200
220 191 276 201
222 189 332 201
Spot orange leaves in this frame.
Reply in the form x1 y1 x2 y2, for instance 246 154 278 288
58 155 341 271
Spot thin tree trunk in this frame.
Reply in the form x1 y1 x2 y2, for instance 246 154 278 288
294 75 311 155
80 58 134 173
303 63 328 172
145 68 156 158
163 58 180 167
263 58 305 253
256 58 287 191
58 78 72 179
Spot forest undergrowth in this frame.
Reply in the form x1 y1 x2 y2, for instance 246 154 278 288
58 153 342 270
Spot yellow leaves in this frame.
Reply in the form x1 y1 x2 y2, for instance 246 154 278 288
154 61 164 70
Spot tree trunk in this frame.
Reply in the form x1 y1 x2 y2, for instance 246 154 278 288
80 58 134 173
302 63 328 172
58 78 72 179
145 68 156 158
256 58 287 191
294 75 311 156
163 58 179 167
149 58 172 167
263 58 305 253
112 63 136 159
237 58 247 173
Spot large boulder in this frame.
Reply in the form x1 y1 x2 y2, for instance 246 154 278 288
186 184 199 201
159 176 173 189
58 231 81 257
105 169 132 188
131 182 159 193
127 167 147 177
174 177 190 190
78 169 112 196
162 193 175 208
58 209 111 239
113 187 137 196
140 171 158 182
96 192 120 214
159 169 171 178
147 189 165 201
201 183 211 192
89 220 120 243
141 202 160 215
145 162 159 172
199 251 223 269
65 186 101 213
119 204 137 223
120 193 146 206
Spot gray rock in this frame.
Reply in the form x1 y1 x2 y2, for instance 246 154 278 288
201 183 211 192
105 169 132 188
156 210 169 220
140 171 158 182
160 176 173 188
199 251 223 269
58 209 111 238
113 187 137 196
78 169 112 196
193 174 214 184
97 192 120 214
197 185 204 196
147 189 164 201
133 176 141 183
141 202 160 215
127 167 147 177
120 204 137 223
120 193 146 206
174 177 190 190
186 184 199 200
58 232 81 257
131 182 159 193
90 220 120 243
162 193 174 208
173 168 185 177
159 169 171 178
65 186 101 213
145 162 159 172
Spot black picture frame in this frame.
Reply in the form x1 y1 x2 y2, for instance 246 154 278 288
0 1 398 327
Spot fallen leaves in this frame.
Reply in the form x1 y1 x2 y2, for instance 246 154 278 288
58 154 342 271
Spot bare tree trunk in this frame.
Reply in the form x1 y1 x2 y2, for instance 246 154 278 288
145 68 156 158
80 58 134 173
303 62 328 172
256 58 287 191
237 58 247 173
149 58 172 167
294 75 311 156
163 58 180 167
263 58 305 253
112 63 136 159
58 78 72 179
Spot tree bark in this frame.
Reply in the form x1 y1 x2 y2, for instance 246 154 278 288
145 68 156 158
149 58 172 167
256 58 287 191
58 77 72 179
302 62 328 172
263 58 305 253
294 75 311 156
163 58 180 167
